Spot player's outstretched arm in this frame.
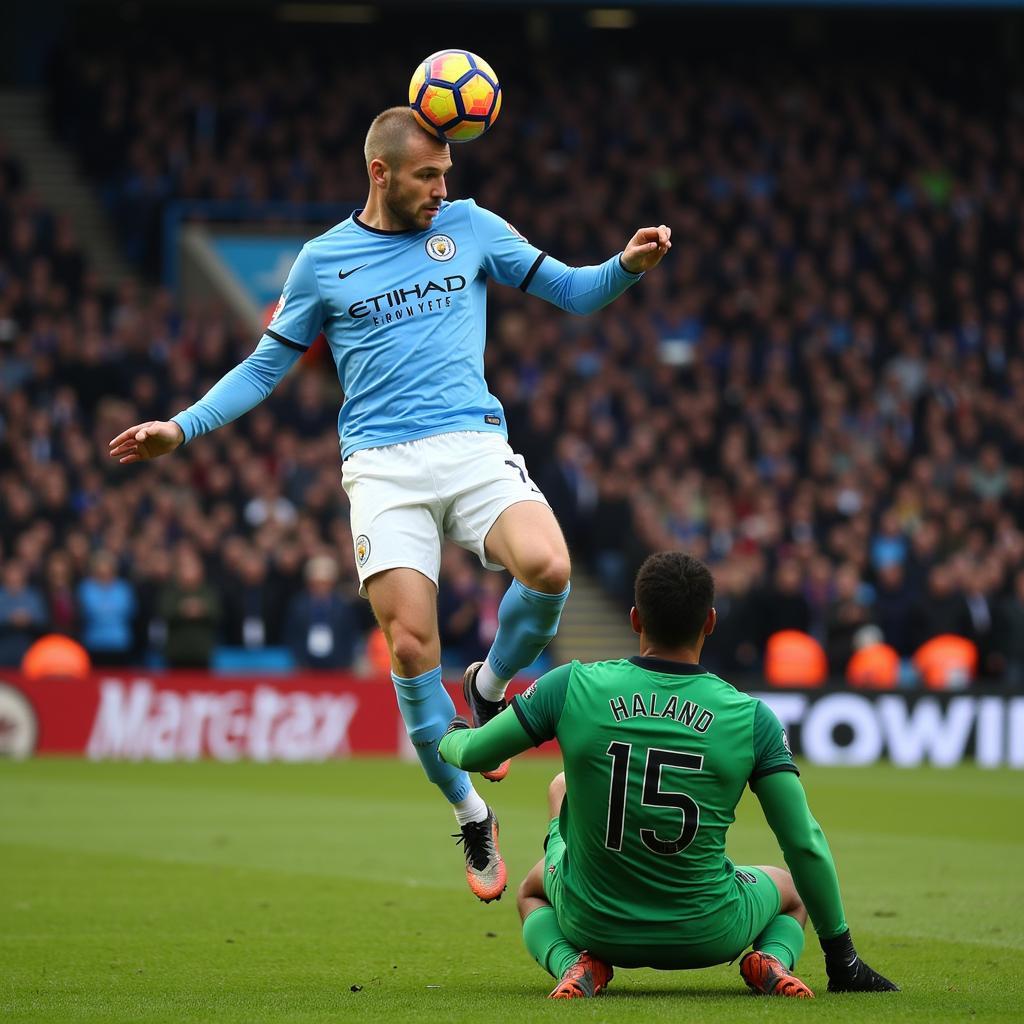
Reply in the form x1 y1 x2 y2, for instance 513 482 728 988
108 420 184 464
471 201 669 314
107 333 303 462
522 226 671 315
437 708 533 773
753 771 899 993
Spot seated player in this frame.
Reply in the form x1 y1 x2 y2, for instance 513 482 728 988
438 551 899 999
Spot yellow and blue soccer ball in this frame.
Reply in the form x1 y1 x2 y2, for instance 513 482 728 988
408 49 501 143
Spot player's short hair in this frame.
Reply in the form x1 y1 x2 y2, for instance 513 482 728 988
364 106 443 169
634 552 715 648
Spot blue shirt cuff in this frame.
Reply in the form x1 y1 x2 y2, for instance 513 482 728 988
170 413 194 445
616 253 645 280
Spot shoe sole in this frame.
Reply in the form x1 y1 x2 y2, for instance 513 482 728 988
463 662 512 784
740 952 814 998
465 815 507 903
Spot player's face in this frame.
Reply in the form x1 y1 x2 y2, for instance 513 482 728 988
386 135 452 231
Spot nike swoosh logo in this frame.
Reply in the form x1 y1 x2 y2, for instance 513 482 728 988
338 265 367 279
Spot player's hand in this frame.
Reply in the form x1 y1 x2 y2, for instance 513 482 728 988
821 931 899 992
620 224 671 273
108 420 185 464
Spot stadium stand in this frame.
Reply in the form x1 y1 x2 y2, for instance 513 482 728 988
2 11 1024 686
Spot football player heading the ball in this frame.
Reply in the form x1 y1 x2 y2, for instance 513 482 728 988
109 92 670 903
438 551 900 998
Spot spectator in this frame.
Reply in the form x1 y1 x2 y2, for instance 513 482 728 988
132 547 173 663
222 547 280 649
911 564 973 649
826 564 875 676
758 560 811 642
284 555 361 669
994 569 1024 687
870 509 908 572
960 559 1000 678
157 549 220 669
77 550 136 665
0 561 47 665
873 563 915 657
538 435 598 550
589 470 634 600
701 558 760 678
972 444 1009 501
43 550 79 637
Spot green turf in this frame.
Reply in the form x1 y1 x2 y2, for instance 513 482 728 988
1 758 1022 1023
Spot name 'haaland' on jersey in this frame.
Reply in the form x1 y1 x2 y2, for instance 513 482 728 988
346 274 467 326
609 692 715 732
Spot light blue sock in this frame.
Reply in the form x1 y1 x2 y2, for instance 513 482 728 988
392 667 472 804
486 580 570 680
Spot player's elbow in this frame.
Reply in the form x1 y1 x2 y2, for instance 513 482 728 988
562 295 604 316
778 825 823 862
243 358 287 395
783 837 820 862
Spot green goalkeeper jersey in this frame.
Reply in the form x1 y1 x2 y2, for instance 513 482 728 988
509 656 798 946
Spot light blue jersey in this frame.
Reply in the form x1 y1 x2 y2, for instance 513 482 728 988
173 199 642 458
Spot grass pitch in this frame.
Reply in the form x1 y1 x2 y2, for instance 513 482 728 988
1 757 1022 1023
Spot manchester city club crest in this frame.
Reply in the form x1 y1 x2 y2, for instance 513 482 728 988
355 534 371 566
425 234 456 261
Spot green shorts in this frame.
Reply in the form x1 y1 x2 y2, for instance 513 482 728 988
543 817 782 970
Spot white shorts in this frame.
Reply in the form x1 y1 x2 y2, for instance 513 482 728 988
341 431 551 597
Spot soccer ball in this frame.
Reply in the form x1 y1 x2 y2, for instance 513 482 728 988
408 49 501 143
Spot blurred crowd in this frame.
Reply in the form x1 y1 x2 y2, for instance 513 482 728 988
3 22 1024 684
0 138 379 669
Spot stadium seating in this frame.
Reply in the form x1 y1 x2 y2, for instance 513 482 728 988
2 17 1023 687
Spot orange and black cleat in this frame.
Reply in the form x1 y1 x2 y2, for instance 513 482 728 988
549 951 614 999
740 951 814 998
462 661 511 782
454 806 507 903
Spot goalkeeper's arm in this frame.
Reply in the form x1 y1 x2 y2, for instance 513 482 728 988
437 707 534 773
752 771 899 992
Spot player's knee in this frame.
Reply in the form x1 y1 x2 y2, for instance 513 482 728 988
516 861 547 918
777 870 805 917
516 874 534 908
387 621 433 671
791 887 806 917
520 550 571 595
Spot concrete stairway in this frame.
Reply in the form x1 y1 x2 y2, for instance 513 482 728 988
552 567 636 664
0 90 131 288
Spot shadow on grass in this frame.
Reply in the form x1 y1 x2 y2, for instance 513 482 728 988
479 981 758 1001
603 987 758 1000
